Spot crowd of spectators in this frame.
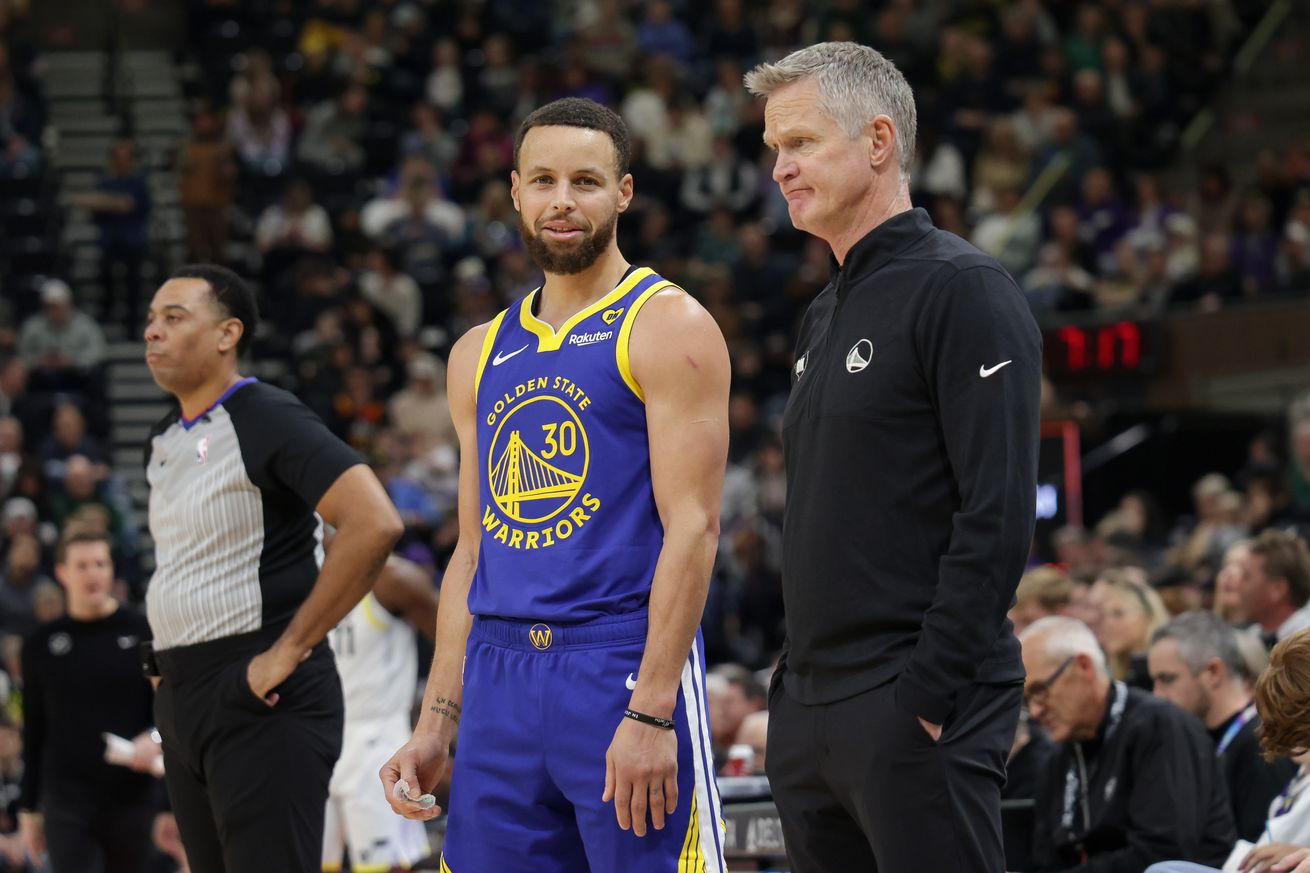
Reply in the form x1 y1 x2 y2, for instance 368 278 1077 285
1 0 1310 869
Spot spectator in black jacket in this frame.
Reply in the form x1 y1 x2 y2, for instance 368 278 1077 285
1148 611 1297 843
1021 616 1236 872
17 527 158 873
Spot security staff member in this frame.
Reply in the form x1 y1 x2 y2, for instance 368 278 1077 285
746 43 1042 873
142 264 402 873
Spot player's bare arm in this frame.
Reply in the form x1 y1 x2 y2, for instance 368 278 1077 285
247 465 403 703
601 289 730 837
380 321 487 821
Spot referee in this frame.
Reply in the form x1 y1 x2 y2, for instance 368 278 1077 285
141 264 402 873
746 44 1042 873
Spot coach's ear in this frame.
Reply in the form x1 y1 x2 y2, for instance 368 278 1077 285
869 114 897 171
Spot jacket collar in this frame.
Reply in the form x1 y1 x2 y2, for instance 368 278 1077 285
829 207 936 293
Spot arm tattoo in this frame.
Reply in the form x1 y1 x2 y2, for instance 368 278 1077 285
429 696 461 725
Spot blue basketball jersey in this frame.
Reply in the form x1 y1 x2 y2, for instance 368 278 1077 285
471 266 675 621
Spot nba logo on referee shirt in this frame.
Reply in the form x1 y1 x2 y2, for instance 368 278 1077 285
529 624 552 650
195 436 209 465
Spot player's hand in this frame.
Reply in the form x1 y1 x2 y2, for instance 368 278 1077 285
603 717 678 837
1272 847 1310 872
380 730 449 821
1242 842 1306 872
917 716 943 742
246 644 309 706
18 811 45 861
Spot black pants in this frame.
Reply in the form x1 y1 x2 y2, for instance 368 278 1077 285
153 627 344 873
766 675 1022 873
44 799 154 873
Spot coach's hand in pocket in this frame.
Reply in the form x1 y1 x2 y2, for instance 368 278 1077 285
603 717 678 837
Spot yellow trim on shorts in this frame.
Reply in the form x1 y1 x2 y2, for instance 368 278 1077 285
519 267 656 352
473 309 510 403
616 280 678 402
678 793 706 873
440 854 454 873
350 865 393 873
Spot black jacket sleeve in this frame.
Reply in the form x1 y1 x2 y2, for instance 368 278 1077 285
897 264 1042 723
1229 731 1297 843
19 631 45 811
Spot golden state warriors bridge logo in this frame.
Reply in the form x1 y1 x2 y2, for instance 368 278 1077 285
484 377 603 550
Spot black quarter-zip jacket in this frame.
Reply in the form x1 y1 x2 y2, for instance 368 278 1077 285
780 207 1042 723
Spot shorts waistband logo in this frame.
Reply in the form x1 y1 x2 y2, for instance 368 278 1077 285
529 623 553 650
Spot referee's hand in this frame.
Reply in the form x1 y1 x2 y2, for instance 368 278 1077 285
380 731 449 821
246 644 310 706
603 717 678 837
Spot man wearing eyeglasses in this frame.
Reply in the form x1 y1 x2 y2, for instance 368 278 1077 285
1020 616 1235 872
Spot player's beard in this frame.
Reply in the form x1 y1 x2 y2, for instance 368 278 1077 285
520 209 618 275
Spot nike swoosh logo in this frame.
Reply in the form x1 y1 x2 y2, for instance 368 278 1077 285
625 673 637 691
492 344 530 366
979 360 1013 378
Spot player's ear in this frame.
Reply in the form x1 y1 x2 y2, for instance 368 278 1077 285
617 173 633 213
510 170 522 213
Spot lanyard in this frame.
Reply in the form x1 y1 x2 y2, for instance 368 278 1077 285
1215 704 1258 757
1061 682 1128 832
1273 767 1309 818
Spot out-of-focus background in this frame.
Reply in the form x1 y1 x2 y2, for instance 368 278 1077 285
1 0 1310 870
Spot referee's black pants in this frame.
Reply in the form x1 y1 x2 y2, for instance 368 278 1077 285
153 626 344 873
766 674 1022 873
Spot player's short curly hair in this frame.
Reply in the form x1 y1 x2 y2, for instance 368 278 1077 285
514 97 631 178
1255 628 1310 759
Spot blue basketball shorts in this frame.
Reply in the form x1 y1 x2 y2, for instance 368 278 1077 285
440 611 727 873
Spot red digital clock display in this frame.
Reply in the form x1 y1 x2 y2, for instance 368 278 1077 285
1044 321 1154 378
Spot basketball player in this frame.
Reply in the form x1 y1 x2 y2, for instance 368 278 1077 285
324 554 439 873
380 97 731 873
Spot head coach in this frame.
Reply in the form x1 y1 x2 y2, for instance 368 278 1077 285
141 264 403 873
745 43 1043 873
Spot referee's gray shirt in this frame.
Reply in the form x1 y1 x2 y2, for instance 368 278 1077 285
144 378 360 650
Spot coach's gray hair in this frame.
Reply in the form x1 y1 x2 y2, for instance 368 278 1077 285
744 42 917 180
1151 610 1248 680
1020 616 1108 675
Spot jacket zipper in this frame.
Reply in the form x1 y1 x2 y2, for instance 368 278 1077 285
804 274 846 419
1074 743 1091 862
